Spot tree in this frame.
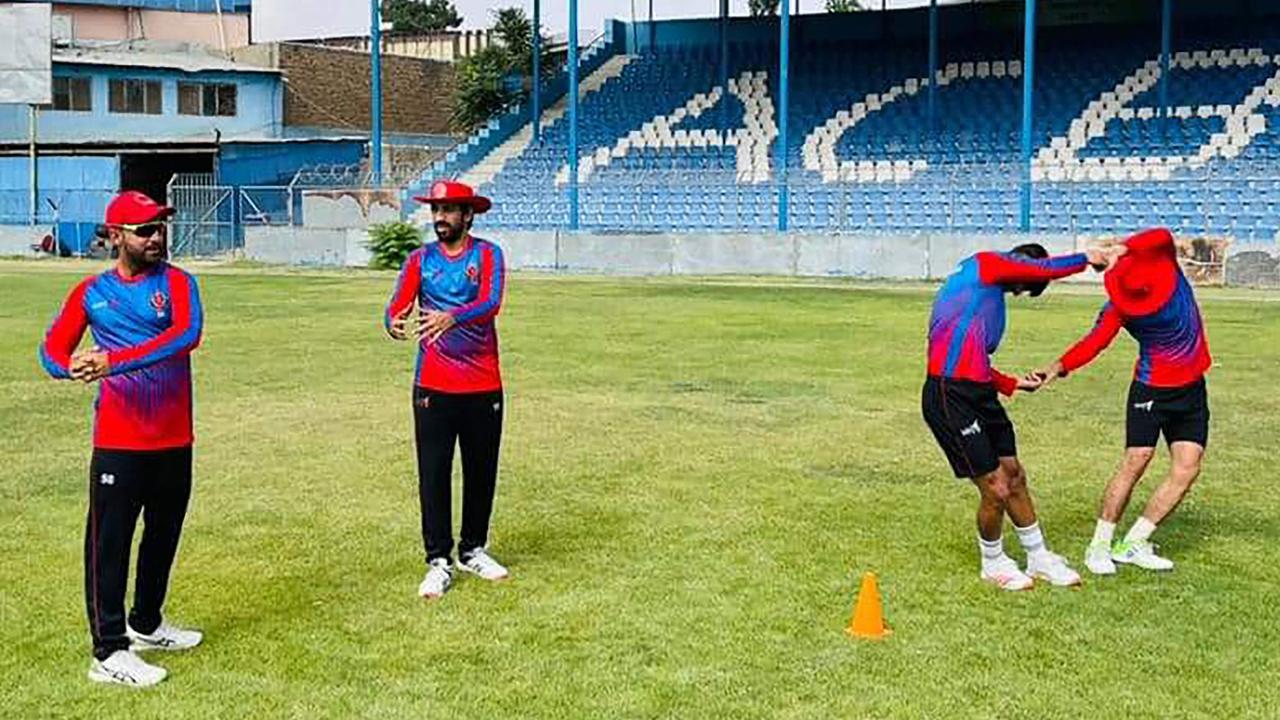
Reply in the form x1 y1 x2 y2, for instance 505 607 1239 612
749 0 779 16
383 0 462 34
451 45 518 133
492 7 532 71
488 7 556 76
825 0 865 11
451 6 557 132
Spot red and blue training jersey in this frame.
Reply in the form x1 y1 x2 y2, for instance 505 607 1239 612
927 251 1089 395
1059 275 1210 387
39 263 204 450
384 236 505 393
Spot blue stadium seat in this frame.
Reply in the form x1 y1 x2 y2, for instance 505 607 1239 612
420 19 1280 239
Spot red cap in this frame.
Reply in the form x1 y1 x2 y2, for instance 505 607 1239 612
104 191 176 226
412 180 491 214
1104 228 1179 318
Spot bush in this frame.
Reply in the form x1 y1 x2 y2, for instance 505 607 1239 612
367 221 423 270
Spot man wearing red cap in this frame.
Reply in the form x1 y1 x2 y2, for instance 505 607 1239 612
1034 228 1211 575
39 191 205 687
384 180 509 599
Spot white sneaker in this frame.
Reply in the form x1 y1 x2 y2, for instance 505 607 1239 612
979 555 1035 591
1084 540 1117 576
1026 551 1083 587
458 548 509 581
418 558 453 599
127 620 203 652
1112 539 1174 571
87 649 167 688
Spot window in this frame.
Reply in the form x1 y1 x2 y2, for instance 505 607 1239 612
178 82 237 117
108 79 163 115
52 77 92 112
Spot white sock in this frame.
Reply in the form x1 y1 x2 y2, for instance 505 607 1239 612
1092 520 1116 546
1125 516 1158 544
1014 522 1048 559
978 535 1005 566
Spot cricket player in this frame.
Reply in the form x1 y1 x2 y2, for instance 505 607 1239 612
39 191 204 687
1034 228 1210 574
922 242 1119 590
384 180 509 599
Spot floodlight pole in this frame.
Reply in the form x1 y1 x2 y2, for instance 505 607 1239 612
777 0 791 232
648 0 655 54
1019 0 1036 232
721 0 732 134
720 0 729 136
928 0 938 132
370 0 383 185
29 105 38 227
532 0 542 144
1159 0 1172 140
568 0 580 230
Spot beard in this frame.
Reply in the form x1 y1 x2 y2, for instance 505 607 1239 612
122 239 167 268
434 221 465 244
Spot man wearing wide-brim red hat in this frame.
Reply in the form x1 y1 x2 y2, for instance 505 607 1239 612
1036 228 1212 576
383 180 510 600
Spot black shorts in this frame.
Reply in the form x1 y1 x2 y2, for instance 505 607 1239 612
1126 378 1210 448
921 376 1017 479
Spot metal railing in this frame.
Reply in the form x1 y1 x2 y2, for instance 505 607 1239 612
162 182 405 257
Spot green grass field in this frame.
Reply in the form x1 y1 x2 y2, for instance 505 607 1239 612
3 261 1280 719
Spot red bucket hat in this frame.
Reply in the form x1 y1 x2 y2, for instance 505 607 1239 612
413 180 491 214
1104 228 1180 318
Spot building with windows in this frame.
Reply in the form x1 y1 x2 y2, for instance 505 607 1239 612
46 0 251 48
3 44 284 143
0 0 368 253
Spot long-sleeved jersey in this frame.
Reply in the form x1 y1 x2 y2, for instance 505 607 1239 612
927 251 1089 395
385 236 505 393
1059 275 1210 387
40 263 204 450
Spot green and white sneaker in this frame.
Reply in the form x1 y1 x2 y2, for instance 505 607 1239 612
1112 539 1174 571
1084 540 1117 576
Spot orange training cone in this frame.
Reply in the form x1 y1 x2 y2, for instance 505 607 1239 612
846 571 891 640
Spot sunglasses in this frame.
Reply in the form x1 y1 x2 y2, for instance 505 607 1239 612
116 222 167 238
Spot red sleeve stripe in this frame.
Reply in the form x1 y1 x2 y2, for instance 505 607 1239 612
977 252 1088 285
451 245 504 324
385 250 422 329
39 278 93 378
107 269 200 367
1060 303 1125 373
990 369 1019 397
1125 228 1174 254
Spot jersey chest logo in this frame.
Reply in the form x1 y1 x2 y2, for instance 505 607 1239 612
150 291 169 317
465 265 480 284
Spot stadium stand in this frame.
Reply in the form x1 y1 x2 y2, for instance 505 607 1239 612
424 17 1280 241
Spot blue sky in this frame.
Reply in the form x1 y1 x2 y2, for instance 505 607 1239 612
457 1 969 34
